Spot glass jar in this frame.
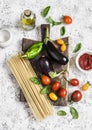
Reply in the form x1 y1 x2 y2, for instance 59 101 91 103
21 9 36 31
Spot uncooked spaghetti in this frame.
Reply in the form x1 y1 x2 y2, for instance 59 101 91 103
8 55 54 121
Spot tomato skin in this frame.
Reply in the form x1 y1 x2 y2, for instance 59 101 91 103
41 75 51 85
63 16 72 24
52 81 60 91
56 39 65 45
82 82 90 91
71 90 82 102
70 78 79 86
49 92 58 101
60 44 66 52
59 88 67 98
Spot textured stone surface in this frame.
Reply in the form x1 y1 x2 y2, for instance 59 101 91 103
0 0 92 130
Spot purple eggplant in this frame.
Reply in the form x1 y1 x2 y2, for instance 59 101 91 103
39 55 53 75
44 27 69 65
39 55 67 78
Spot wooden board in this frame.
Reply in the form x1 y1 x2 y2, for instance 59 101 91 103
20 24 69 106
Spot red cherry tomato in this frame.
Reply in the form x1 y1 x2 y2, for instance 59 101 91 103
52 81 60 91
70 78 79 86
63 16 72 24
59 88 67 98
71 90 82 102
41 75 51 85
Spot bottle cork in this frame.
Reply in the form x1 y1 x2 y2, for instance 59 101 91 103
24 9 31 17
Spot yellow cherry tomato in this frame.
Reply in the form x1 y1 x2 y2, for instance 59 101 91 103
49 92 58 101
82 81 90 91
56 39 65 45
60 44 66 52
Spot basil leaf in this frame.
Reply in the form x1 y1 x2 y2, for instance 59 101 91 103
41 85 51 94
68 98 74 104
53 21 61 26
73 43 82 53
41 6 51 17
70 107 79 119
47 16 54 24
47 16 61 26
60 26 66 36
57 110 67 116
30 77 41 84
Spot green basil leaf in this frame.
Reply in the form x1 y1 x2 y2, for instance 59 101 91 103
73 43 82 53
60 26 66 36
47 16 54 25
47 16 61 26
41 85 51 94
57 110 67 116
68 97 74 104
53 21 61 26
70 107 79 119
30 77 41 84
41 6 51 17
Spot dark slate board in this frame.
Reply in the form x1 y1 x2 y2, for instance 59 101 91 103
19 24 69 106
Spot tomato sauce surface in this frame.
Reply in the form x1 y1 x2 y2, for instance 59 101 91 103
79 53 92 70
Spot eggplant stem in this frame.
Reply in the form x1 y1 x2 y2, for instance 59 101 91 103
49 69 67 79
44 27 50 44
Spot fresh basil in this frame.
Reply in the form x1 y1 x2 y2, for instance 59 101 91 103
47 16 61 26
68 96 74 104
41 85 51 94
41 6 51 17
60 26 66 36
73 43 82 53
57 110 67 116
70 107 79 119
30 77 41 84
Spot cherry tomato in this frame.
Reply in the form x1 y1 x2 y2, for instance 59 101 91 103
82 81 90 91
60 44 66 52
52 81 60 91
59 88 67 98
56 39 65 45
41 75 51 85
49 92 58 101
70 78 79 86
63 16 72 24
71 90 82 102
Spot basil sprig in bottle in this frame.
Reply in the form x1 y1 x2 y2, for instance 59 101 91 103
21 9 36 31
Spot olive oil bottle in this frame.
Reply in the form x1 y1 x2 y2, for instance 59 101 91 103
21 9 36 31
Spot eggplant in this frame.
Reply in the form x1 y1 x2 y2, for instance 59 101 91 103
46 41 68 65
39 55 53 75
39 55 67 78
44 27 69 65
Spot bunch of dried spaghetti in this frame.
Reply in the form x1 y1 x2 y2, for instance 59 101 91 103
8 55 54 121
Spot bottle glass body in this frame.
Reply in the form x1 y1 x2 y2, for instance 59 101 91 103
21 10 36 31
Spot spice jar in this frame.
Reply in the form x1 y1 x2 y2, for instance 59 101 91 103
21 9 36 31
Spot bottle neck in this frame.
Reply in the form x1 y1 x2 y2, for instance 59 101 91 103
24 9 31 17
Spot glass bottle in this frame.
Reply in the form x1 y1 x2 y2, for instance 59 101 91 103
21 9 36 31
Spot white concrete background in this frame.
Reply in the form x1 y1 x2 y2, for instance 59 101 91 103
0 0 92 130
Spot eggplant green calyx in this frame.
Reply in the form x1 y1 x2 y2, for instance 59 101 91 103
20 42 43 59
49 69 67 78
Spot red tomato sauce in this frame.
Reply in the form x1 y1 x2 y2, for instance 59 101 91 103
79 53 92 70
